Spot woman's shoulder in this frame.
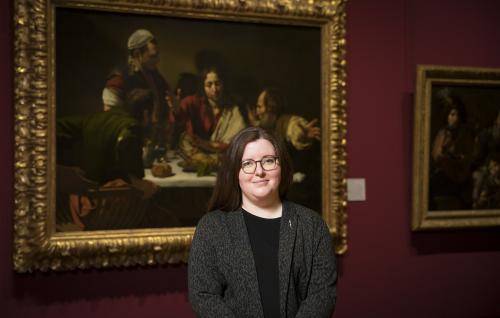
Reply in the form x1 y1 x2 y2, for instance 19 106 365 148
285 202 332 248
195 209 237 232
285 200 319 216
285 201 328 228
197 210 224 225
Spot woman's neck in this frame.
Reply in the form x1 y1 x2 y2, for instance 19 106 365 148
242 197 282 219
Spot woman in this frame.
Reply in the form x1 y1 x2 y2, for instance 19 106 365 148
174 66 246 172
188 127 337 317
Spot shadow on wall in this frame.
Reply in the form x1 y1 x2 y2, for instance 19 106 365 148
12 264 188 304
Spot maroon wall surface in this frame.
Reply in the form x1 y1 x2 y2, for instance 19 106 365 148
2 0 500 317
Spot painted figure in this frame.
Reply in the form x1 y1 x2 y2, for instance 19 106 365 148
472 152 500 209
473 109 500 167
174 66 246 173
249 88 322 210
56 90 179 231
249 88 320 150
429 96 474 210
102 29 172 166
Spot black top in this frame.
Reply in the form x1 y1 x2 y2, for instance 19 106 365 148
242 208 281 318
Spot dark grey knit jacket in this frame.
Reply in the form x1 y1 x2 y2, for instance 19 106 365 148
188 201 337 318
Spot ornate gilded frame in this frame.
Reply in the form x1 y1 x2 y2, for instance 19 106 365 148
13 0 347 272
412 65 500 231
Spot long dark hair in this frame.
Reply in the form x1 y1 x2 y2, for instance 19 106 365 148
207 127 293 212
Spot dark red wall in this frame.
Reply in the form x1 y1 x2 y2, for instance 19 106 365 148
342 0 500 317
3 0 500 317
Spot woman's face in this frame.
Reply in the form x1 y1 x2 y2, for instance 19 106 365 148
204 71 223 103
447 109 460 127
238 138 281 205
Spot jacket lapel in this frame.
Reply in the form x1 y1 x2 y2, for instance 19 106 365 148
227 209 264 318
279 201 298 317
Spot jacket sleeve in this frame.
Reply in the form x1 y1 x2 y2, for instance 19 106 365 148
295 219 337 318
188 215 236 318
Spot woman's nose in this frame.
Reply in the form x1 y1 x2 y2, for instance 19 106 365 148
254 162 265 176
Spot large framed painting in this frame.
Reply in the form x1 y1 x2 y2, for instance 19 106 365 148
13 0 347 272
412 65 500 231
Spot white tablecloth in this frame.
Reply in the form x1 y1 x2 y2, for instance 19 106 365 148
144 156 216 188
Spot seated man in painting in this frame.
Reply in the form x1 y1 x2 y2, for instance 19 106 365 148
248 87 322 210
173 66 246 175
248 87 320 150
56 89 179 231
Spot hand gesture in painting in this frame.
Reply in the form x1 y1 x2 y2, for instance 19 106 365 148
304 118 321 141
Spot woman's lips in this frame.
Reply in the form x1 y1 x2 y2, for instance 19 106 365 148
252 179 269 184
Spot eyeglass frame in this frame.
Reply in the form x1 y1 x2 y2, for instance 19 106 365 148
240 155 280 174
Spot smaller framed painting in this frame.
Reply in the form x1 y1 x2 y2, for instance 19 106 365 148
412 65 500 231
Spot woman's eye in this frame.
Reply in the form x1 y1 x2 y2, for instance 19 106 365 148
242 161 253 168
263 158 274 164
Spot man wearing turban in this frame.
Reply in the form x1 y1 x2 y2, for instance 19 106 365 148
102 29 172 166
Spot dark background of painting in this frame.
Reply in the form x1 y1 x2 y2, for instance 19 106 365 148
3 0 500 317
56 8 321 119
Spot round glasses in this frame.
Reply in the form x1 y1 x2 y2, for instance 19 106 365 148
241 156 279 174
